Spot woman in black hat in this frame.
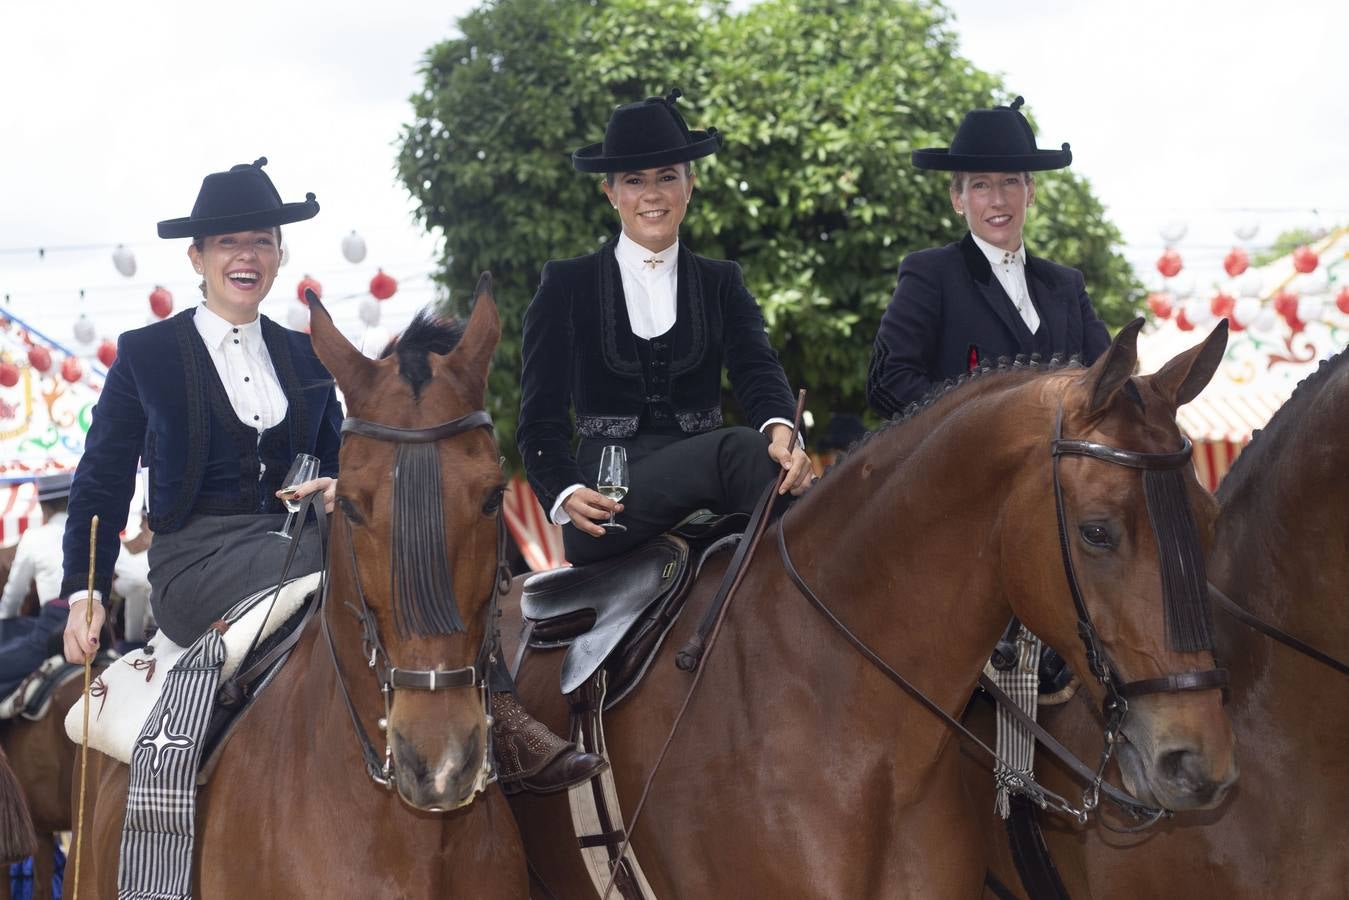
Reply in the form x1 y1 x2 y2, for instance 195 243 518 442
61 158 341 662
866 97 1110 417
518 90 814 565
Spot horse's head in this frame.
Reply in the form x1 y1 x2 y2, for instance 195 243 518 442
309 275 505 812
1008 319 1237 811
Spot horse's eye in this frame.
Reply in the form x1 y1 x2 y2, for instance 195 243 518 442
336 496 365 525
482 486 505 516
1079 523 1113 548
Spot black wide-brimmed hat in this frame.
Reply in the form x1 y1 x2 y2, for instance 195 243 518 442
572 89 722 174
156 157 319 239
911 97 1071 173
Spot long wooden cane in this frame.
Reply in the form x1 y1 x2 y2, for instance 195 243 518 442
71 514 98 900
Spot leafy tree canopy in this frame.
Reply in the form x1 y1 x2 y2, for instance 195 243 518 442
398 0 1142 455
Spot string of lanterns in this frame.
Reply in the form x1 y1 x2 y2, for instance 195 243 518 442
1147 220 1345 335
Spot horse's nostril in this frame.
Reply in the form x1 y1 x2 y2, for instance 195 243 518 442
1159 749 1216 804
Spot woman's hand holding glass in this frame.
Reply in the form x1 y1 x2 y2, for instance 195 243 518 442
561 488 625 537
278 476 338 514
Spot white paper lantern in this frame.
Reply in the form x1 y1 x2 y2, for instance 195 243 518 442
1170 274 1196 300
1159 220 1188 246
360 327 391 357
279 240 290 267
358 296 381 327
1237 271 1263 298
73 314 97 344
1297 296 1324 322
1296 267 1330 296
286 302 309 331
342 230 368 264
112 244 137 277
1251 307 1279 334
1187 299 1215 327
1233 218 1259 243
1234 297 1260 326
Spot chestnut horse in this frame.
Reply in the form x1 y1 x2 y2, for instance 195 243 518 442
1 743 36 895
71 279 527 898
983 346 1349 899
509 322 1238 898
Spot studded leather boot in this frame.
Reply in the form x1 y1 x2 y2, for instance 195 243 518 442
492 692 607 794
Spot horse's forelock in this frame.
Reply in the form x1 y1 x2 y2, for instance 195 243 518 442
380 310 467 399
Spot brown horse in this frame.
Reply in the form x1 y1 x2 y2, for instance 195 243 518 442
71 279 527 898
1 674 89 900
508 322 1238 898
0 743 36 873
984 346 1349 899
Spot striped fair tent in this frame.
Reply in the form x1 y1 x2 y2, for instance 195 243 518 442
0 479 43 547
503 475 566 572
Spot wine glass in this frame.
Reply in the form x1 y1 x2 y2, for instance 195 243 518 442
269 453 320 539
596 445 629 534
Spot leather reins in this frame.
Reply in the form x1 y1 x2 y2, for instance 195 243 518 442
777 409 1233 827
323 409 509 789
1209 583 1349 677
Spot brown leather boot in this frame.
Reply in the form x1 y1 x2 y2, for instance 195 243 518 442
492 692 607 795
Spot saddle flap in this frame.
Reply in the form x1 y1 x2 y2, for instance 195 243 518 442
521 536 689 695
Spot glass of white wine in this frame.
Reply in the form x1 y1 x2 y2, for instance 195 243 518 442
269 453 320 540
596 445 629 534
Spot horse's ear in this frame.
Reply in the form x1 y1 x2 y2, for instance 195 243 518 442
307 290 376 396
1082 317 1144 415
1144 319 1229 410
447 272 501 399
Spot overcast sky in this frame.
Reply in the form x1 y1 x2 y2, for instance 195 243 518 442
1 0 1345 353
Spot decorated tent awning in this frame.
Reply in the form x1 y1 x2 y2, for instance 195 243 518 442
503 476 565 572
0 480 42 547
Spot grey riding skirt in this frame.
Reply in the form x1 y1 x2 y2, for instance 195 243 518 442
146 512 324 645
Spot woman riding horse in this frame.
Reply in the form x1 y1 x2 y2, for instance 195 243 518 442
517 89 814 568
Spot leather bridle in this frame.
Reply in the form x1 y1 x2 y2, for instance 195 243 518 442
778 406 1229 827
323 408 509 792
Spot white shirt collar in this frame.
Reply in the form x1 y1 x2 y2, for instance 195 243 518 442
616 233 678 277
970 232 1026 268
194 303 263 349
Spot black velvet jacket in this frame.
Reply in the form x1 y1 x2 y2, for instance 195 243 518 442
61 309 342 598
867 233 1111 417
518 238 795 513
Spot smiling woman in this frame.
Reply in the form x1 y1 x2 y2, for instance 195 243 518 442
60 157 342 658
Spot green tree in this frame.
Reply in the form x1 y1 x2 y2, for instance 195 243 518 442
398 0 1141 456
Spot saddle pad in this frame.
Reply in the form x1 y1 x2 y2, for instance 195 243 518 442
63 573 321 763
0 655 81 721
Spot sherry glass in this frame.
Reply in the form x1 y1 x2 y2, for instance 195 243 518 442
269 453 320 539
596 445 629 534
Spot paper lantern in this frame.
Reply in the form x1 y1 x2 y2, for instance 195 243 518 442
97 340 117 367
1146 292 1172 319
0 362 19 388
287 302 310 331
60 356 82 383
1209 292 1235 319
1234 219 1259 242
1222 247 1249 278
1297 296 1324 322
1237 271 1263 298
73 314 97 344
1292 246 1318 274
279 240 291 268
112 244 137 277
27 346 51 373
1159 221 1188 245
296 276 322 304
1156 249 1182 279
358 296 381 327
150 286 174 319
1337 287 1349 315
369 269 398 301
1175 308 1195 332
1234 297 1260 327
1273 291 1299 319
1251 307 1279 334
342 230 368 264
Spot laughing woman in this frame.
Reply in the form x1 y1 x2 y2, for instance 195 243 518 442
62 158 341 661
518 90 814 566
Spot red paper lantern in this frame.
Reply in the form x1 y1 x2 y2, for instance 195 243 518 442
369 269 398 301
1273 291 1299 319
1209 292 1235 319
1336 288 1349 315
27 346 51 373
1155 249 1183 278
1286 314 1306 335
60 356 82 383
149 285 174 319
296 275 322 304
1175 308 1194 332
1146 292 1173 319
0 362 19 388
1222 247 1249 278
1292 246 1318 274
97 340 118 367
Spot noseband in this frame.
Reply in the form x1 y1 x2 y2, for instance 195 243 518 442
324 409 508 790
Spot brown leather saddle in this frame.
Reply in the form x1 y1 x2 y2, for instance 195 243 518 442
521 512 744 706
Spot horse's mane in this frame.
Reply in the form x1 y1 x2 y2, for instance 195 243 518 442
380 309 466 398
827 353 1085 475
1216 344 1349 504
